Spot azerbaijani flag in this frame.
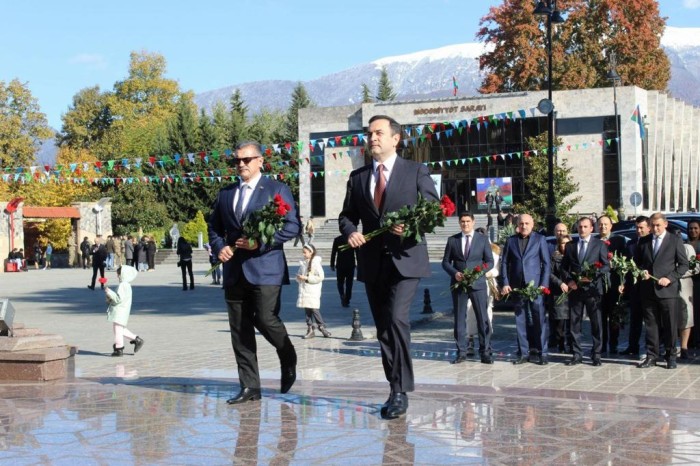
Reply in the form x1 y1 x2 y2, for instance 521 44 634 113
630 105 645 139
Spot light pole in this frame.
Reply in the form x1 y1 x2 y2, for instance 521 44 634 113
607 52 624 220
534 0 565 234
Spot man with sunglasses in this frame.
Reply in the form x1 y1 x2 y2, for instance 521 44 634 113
208 141 301 404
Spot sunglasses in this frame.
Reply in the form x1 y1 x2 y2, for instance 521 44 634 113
235 156 261 165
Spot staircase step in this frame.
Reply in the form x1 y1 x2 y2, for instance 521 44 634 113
0 334 67 352
11 327 42 337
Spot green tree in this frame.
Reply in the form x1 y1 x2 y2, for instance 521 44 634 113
511 132 581 226
0 79 53 167
181 210 209 244
283 82 314 142
228 89 249 148
248 109 299 197
198 109 217 151
376 66 397 102
58 86 112 149
477 0 670 93
211 101 231 151
361 83 374 103
167 93 199 156
110 182 171 235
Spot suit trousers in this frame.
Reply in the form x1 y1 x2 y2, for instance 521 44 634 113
90 263 105 288
454 289 491 355
365 255 419 393
225 275 295 389
601 290 621 352
569 292 603 358
626 291 644 352
641 295 678 360
514 297 548 357
335 267 355 304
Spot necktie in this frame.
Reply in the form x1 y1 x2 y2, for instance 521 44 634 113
464 234 471 259
374 164 386 209
579 240 587 262
653 236 661 256
235 183 247 220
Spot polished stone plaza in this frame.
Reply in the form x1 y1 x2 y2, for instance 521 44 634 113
1 261 700 464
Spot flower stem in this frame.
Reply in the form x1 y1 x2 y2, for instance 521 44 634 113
337 226 390 251
204 247 236 277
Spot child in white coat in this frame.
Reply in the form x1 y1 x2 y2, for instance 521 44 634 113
296 244 331 339
105 265 144 356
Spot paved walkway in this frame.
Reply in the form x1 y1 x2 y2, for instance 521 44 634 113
2 262 700 464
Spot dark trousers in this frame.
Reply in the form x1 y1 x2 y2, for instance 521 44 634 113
454 288 491 356
601 290 620 352
82 254 90 269
569 292 603 358
225 276 295 389
514 297 548 356
336 267 354 304
626 294 644 352
90 263 105 288
180 261 194 288
641 296 678 360
365 255 419 394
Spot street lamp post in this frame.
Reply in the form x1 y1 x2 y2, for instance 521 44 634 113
607 52 624 220
534 1 565 234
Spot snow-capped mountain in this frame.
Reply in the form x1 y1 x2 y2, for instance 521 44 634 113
195 26 700 115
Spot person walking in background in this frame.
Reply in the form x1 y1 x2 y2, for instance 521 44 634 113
104 265 144 357
80 236 91 269
296 244 331 339
208 141 300 405
105 235 115 270
293 216 306 247
339 114 439 420
176 237 195 291
114 235 124 268
635 213 689 369
441 213 495 365
330 234 356 308
205 244 222 285
124 235 135 267
88 237 107 290
500 213 551 365
305 217 315 244
136 236 149 272
146 236 157 271
33 240 42 270
43 242 53 270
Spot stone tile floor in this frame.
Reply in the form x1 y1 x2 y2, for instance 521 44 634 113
1 264 700 464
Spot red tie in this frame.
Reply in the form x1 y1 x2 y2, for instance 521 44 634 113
374 164 386 209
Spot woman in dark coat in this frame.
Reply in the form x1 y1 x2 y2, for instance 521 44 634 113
146 236 157 271
136 237 149 272
548 235 572 352
176 237 194 290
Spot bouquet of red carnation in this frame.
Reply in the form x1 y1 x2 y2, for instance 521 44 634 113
555 260 606 305
339 194 454 252
451 262 489 293
506 280 550 302
205 193 292 277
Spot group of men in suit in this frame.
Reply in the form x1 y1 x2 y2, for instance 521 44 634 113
207 114 689 424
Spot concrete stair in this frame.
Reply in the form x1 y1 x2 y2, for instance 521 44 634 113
0 322 74 381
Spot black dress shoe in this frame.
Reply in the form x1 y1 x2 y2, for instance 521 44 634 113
535 355 548 365
512 357 528 365
637 357 657 368
481 355 494 364
226 387 262 404
451 354 468 364
280 364 296 394
667 359 677 369
592 358 602 366
382 392 408 420
565 357 583 366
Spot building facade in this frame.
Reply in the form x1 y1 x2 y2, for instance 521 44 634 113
297 86 700 222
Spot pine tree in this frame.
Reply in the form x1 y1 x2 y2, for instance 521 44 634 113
477 0 670 93
361 83 374 103
167 93 198 155
228 89 248 148
211 101 231 151
283 82 314 142
376 66 397 102
197 109 217 152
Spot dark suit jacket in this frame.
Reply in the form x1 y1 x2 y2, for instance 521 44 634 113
500 232 551 289
634 232 689 298
208 176 301 287
441 232 494 291
338 156 439 282
330 235 356 271
561 235 610 295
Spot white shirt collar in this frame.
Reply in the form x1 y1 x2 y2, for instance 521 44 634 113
241 173 262 190
373 153 397 174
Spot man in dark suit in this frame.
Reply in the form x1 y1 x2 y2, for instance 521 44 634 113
330 234 356 307
561 216 610 366
597 215 627 354
634 212 689 369
208 141 301 404
500 213 551 365
339 114 439 420
87 236 107 290
620 216 650 356
442 212 495 364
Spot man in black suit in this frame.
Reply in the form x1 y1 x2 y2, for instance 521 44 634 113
208 141 301 404
330 234 356 307
620 216 650 356
339 114 439 420
87 236 107 290
597 215 627 354
561 216 610 366
634 212 689 369
442 212 495 364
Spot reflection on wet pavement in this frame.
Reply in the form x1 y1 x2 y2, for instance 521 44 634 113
2 380 699 464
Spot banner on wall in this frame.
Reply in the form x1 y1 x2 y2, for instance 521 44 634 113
476 177 512 212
